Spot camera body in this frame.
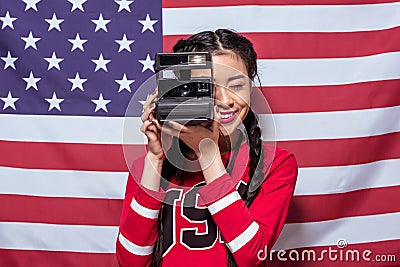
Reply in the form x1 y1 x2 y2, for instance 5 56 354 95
154 52 214 125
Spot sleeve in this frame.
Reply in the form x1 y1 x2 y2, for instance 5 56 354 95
116 161 166 267
197 150 298 267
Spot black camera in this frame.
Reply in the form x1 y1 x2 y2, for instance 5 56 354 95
154 52 214 125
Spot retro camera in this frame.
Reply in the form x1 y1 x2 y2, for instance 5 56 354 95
154 52 214 125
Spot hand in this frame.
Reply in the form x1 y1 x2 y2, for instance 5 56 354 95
140 89 172 161
158 106 227 183
158 106 221 158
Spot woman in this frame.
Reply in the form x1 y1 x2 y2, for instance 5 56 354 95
117 29 298 267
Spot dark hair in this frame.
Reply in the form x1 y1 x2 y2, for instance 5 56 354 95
152 29 264 267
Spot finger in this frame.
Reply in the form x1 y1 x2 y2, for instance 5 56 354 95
212 105 221 132
140 120 152 133
167 121 190 133
213 105 221 122
152 118 163 130
148 105 156 121
160 124 180 138
141 103 156 122
143 89 158 109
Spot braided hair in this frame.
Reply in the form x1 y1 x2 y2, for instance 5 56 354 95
151 29 264 267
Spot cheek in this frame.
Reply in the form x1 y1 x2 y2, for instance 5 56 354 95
236 91 250 111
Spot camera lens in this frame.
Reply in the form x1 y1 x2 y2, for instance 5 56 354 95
180 84 192 97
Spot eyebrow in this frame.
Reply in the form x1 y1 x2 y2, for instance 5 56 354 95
227 74 246 82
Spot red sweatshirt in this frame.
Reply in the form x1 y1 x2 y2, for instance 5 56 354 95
116 143 298 267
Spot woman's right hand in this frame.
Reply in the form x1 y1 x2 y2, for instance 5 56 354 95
140 89 169 161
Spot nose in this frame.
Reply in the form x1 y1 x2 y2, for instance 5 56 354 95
214 85 234 108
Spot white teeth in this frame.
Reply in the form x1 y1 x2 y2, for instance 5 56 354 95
221 113 233 119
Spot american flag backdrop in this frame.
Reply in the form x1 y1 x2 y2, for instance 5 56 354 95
0 0 399 267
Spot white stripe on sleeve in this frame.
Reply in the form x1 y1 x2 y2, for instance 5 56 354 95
130 197 160 219
207 191 241 215
227 221 260 253
118 233 154 256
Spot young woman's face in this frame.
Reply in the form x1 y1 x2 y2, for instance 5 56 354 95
212 54 251 136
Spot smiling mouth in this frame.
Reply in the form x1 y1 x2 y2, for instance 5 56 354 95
221 112 234 119
219 111 237 124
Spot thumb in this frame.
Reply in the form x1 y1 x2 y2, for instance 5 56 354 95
212 105 221 132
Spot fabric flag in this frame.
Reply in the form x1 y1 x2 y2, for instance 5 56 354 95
1 0 400 267
0 0 161 266
163 1 400 266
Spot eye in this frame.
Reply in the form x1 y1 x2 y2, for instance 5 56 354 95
229 83 245 90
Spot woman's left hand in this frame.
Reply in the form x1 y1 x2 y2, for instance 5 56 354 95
158 106 221 158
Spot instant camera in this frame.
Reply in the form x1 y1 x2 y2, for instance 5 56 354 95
154 52 214 125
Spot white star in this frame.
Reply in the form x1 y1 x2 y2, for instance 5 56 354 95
68 72 87 91
115 0 134 12
44 52 64 70
45 92 64 111
0 11 17 29
92 53 111 72
45 13 64 32
115 34 135 52
92 13 111 32
68 33 87 52
1 91 19 110
21 31 40 50
91 93 111 112
22 0 41 11
115 73 134 92
22 71 41 90
138 54 154 72
1 51 18 70
138 14 157 33
67 0 87 12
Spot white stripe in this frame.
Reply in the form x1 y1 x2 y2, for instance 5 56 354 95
273 212 400 250
0 222 118 253
0 114 146 144
0 159 400 199
118 233 154 256
227 221 259 253
295 159 400 196
1 106 399 144
130 197 159 219
1 214 398 253
258 52 400 86
163 3 400 34
261 105 400 141
207 191 241 215
0 166 128 199
1 159 397 200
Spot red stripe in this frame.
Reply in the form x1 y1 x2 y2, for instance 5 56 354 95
0 249 119 267
287 186 400 223
163 0 398 8
0 141 142 171
0 194 122 226
1 133 398 170
278 132 400 168
163 27 400 59
262 79 400 114
2 186 398 227
269 239 400 266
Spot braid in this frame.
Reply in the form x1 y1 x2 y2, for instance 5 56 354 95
244 109 264 206
226 109 264 267
151 206 164 267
